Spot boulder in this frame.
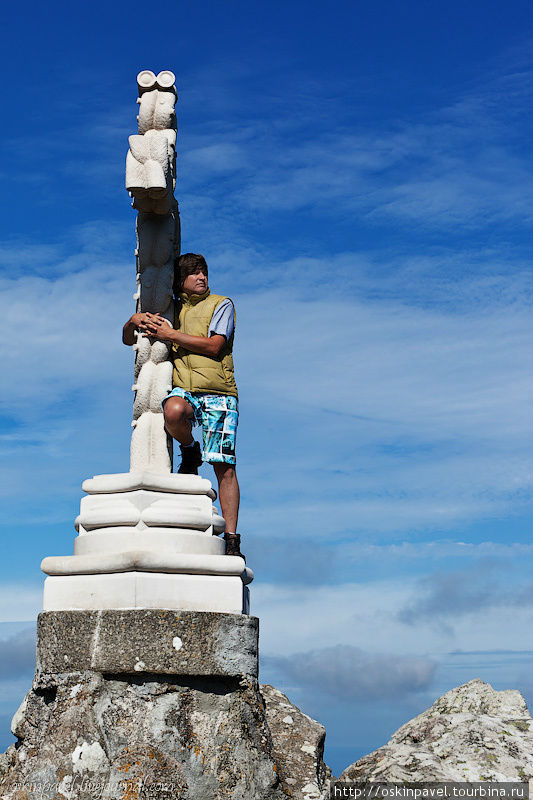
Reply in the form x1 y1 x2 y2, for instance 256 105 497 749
341 679 533 782
0 672 330 799
261 684 331 799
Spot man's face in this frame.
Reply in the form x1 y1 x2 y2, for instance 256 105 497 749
182 267 208 295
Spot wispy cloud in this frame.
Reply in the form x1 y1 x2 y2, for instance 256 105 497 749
0 587 41 623
0 238 531 540
177 64 533 232
0 628 36 679
254 579 533 658
399 563 533 629
266 645 436 701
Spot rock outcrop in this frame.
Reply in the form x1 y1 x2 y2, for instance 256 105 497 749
341 679 533 782
0 672 329 800
261 684 330 799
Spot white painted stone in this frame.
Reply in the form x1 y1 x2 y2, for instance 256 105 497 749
137 69 157 90
71 741 108 773
138 89 176 135
82 471 215 497
42 464 254 613
172 636 183 651
84 485 213 513
74 529 224 557
43 572 247 614
142 497 212 528
126 72 179 472
35 72 255 619
77 498 141 530
127 130 170 192
130 411 172 473
77 489 214 533
11 696 27 737
41 550 248 578
156 70 176 89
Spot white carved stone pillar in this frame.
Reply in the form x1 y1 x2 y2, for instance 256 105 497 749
40 71 253 614
125 69 180 474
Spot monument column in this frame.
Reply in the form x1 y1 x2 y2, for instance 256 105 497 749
126 69 180 474
39 70 253 616
0 70 330 800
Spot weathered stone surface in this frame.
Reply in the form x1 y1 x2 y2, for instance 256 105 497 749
126 69 180 473
0 670 282 800
37 610 258 678
0 673 331 800
341 679 533 782
261 684 330 799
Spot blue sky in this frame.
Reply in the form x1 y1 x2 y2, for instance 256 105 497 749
1 0 532 777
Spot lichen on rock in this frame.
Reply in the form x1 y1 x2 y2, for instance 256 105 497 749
0 671 331 799
341 679 533 782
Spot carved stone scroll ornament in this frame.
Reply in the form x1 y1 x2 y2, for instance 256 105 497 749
126 70 181 473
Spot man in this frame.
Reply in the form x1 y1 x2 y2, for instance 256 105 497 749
122 253 242 558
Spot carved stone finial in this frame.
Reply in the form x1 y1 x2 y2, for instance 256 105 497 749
126 69 180 473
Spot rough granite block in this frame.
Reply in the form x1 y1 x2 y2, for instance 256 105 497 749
36 609 259 678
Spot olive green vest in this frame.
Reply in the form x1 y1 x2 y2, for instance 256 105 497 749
172 290 238 397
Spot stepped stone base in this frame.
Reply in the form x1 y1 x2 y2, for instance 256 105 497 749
37 609 259 678
40 470 252 615
43 570 250 614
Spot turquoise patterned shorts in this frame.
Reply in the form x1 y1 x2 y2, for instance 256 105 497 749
163 388 238 465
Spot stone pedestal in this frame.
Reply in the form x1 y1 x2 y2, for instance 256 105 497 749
41 471 253 615
36 610 259 678
1 610 275 800
1 611 330 800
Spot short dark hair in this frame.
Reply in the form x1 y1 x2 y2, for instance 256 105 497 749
173 253 208 295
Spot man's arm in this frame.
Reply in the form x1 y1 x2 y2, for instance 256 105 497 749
122 312 155 346
140 313 226 357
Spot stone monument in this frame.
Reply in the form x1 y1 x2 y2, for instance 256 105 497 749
41 68 253 616
0 70 329 800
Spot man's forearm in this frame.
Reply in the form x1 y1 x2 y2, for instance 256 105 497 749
135 313 225 357
169 330 224 357
122 317 137 346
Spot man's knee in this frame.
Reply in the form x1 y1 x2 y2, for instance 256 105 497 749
213 462 237 480
163 397 193 427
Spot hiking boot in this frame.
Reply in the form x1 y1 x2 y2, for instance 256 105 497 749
177 441 203 474
224 533 245 561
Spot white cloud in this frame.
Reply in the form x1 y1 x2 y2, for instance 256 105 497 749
236 282 533 533
0 240 531 536
177 65 533 230
0 628 36 679
399 563 533 627
0 259 133 415
253 579 533 659
0 587 41 623
268 645 436 701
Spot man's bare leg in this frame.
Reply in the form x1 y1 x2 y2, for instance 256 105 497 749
163 397 195 444
213 462 240 534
